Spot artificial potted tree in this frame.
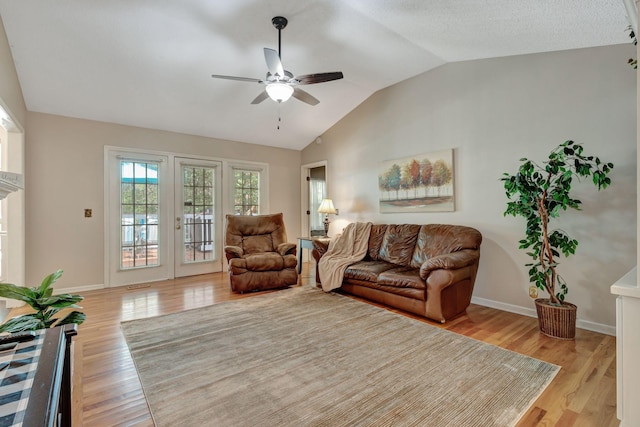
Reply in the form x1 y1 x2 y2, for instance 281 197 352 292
501 140 613 339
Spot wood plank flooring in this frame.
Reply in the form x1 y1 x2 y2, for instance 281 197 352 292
7 264 618 426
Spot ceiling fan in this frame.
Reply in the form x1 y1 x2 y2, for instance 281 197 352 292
211 16 343 106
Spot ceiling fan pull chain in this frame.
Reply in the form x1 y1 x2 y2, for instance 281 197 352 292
277 105 282 130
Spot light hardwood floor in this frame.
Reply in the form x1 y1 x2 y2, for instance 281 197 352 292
11 264 617 426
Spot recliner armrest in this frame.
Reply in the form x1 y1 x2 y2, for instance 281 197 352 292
276 242 297 256
224 245 244 262
419 249 480 280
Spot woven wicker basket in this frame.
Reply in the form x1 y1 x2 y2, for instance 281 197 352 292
534 298 577 340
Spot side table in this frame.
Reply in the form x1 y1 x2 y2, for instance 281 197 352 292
297 237 330 273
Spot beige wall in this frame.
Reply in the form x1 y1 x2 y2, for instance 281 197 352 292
302 44 637 332
25 112 301 288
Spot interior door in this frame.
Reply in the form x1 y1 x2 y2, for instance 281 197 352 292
174 158 223 277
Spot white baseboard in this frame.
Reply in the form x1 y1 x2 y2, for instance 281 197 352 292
56 283 105 294
471 296 616 337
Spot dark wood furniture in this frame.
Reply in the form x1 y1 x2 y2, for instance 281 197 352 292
0 324 77 427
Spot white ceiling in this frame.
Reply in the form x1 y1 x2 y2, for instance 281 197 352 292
0 0 632 150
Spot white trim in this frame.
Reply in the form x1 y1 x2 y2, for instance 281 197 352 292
104 148 172 287
56 283 105 294
227 160 269 214
0 104 25 291
174 157 223 277
470 295 616 336
300 160 328 238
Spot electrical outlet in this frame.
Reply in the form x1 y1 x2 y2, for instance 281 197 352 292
84 209 92 218
528 285 538 299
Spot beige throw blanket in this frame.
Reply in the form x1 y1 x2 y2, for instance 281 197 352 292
319 222 372 292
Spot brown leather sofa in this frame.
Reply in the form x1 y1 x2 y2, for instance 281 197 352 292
312 223 482 322
224 213 298 293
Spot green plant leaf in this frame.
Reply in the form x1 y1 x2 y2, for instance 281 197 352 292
37 294 83 309
39 269 63 294
0 283 38 305
57 311 86 326
0 314 44 333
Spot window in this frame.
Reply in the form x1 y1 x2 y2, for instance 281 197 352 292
309 166 326 236
231 164 267 215
181 164 215 262
120 160 160 269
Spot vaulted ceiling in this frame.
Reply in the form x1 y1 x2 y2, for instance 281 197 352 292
0 1 632 150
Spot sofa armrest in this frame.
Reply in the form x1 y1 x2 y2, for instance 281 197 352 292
420 250 481 322
424 265 478 322
277 242 297 256
224 245 243 262
419 249 480 280
311 239 331 284
311 239 330 261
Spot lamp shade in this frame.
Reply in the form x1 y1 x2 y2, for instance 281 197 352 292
265 82 294 103
317 198 337 214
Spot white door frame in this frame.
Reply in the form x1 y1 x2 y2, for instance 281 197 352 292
105 148 172 287
300 160 328 266
174 157 223 277
300 160 328 237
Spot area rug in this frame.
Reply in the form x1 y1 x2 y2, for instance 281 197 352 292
121 286 559 427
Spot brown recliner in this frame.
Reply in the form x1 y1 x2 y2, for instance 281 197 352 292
224 213 298 293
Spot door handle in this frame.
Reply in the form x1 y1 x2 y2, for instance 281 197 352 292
176 217 181 230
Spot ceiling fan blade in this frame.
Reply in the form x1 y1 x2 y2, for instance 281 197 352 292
292 87 319 106
251 90 270 105
294 72 343 85
264 48 284 78
211 74 263 83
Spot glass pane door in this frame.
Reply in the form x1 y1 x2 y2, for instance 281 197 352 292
107 151 170 287
175 158 222 277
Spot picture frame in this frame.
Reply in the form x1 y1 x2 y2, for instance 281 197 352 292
378 149 454 213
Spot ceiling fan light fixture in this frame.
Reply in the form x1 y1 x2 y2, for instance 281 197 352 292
266 82 294 103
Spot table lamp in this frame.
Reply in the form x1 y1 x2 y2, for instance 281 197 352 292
317 198 337 237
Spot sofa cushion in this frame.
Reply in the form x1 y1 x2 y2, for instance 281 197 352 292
378 224 421 266
410 224 483 268
345 281 426 300
367 224 388 260
344 260 397 282
244 252 284 271
377 266 426 290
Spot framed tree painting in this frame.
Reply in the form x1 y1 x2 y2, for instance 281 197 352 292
378 149 454 213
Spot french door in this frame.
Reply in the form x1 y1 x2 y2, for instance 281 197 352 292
106 149 222 287
174 157 222 277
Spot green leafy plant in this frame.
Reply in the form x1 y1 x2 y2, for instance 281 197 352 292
0 269 86 332
501 141 613 305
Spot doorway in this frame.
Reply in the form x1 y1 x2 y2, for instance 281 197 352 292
300 160 328 238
